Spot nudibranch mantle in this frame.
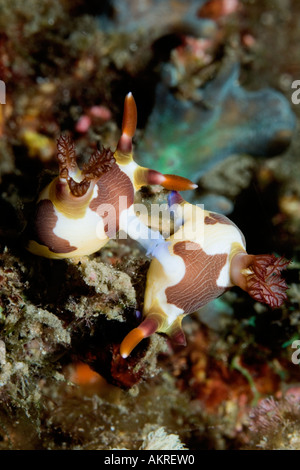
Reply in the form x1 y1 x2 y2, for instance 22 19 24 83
120 193 289 358
144 202 245 321
26 93 197 259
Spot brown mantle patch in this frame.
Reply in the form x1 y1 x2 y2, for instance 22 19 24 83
89 163 134 238
205 212 233 225
166 241 227 313
33 199 77 253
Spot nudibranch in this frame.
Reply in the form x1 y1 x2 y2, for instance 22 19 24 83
26 93 197 259
120 191 289 358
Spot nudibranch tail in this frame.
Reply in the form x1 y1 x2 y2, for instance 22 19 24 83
120 314 163 358
230 252 290 308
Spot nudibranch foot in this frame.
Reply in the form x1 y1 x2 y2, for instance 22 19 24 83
230 252 290 308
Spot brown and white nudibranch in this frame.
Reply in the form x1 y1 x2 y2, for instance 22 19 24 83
26 93 197 259
120 191 290 358
25 92 289 361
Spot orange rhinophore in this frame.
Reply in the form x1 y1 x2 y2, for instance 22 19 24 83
122 92 137 137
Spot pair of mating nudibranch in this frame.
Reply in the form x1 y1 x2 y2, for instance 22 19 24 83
27 93 289 358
